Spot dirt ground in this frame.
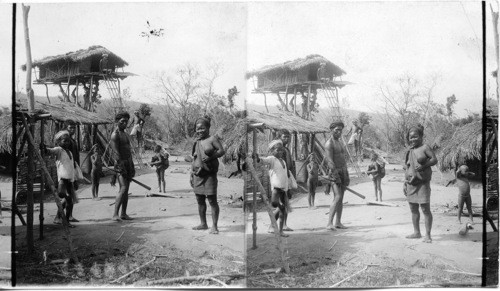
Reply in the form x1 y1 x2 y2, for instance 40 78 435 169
14 158 245 287
246 162 490 288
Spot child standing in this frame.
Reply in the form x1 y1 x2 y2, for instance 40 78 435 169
90 145 103 201
254 140 289 237
366 152 383 201
456 165 475 224
150 145 169 193
307 153 319 209
43 130 78 227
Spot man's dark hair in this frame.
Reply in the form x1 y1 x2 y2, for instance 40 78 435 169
65 120 76 127
278 129 290 136
329 120 345 130
115 111 130 122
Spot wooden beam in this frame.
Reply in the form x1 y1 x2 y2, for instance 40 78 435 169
22 4 34 112
39 119 45 240
26 118 34 255
19 113 78 262
252 130 257 249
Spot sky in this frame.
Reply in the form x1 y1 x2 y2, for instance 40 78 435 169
1 2 248 108
247 1 490 117
0 2 497 117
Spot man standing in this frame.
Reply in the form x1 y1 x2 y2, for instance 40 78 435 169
278 129 295 232
110 111 135 221
325 121 350 230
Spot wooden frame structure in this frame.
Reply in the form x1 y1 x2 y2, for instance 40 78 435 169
245 110 329 273
14 98 113 257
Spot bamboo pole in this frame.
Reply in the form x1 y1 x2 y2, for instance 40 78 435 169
39 119 45 240
19 113 78 262
22 4 34 113
252 130 257 249
491 3 499 101
245 157 290 274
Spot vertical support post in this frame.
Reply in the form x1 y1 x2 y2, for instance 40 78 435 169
26 116 34 255
310 133 315 156
89 76 94 112
22 4 34 113
307 84 311 121
252 129 258 249
263 92 269 113
293 88 297 115
39 118 45 240
75 79 79 107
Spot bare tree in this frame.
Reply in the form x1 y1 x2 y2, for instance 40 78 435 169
379 74 422 150
154 63 202 139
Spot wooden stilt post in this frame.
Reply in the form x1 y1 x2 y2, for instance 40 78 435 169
263 92 269 113
307 84 311 121
293 88 297 115
252 129 258 249
39 119 45 240
19 113 78 263
26 117 35 255
245 158 290 274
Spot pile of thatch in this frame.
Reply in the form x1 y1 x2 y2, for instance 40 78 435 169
247 110 329 134
438 120 482 171
16 98 112 125
21 45 128 71
0 114 12 153
246 54 346 79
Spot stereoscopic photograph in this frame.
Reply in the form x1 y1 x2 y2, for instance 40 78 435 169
0 1 497 288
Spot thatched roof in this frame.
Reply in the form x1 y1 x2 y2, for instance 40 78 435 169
0 114 12 153
438 120 482 171
21 45 128 71
246 54 346 79
247 110 329 134
16 98 113 125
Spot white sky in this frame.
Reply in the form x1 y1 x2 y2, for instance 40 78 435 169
246 1 492 117
0 1 498 117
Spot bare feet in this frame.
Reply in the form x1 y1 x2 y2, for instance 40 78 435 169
279 232 289 237
209 227 219 234
53 218 62 225
405 233 422 239
268 227 275 234
423 236 432 243
192 224 209 230
283 226 293 231
112 216 122 222
120 215 134 220
335 224 348 229
326 224 337 231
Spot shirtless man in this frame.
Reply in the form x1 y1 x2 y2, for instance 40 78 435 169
110 111 135 221
325 121 350 230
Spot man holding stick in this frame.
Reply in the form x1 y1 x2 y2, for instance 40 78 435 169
325 121 350 230
110 111 135 221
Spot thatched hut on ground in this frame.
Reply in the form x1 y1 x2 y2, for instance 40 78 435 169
438 120 482 179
